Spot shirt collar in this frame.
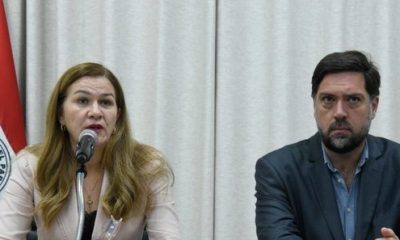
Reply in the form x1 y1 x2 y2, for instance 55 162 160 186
322 141 369 173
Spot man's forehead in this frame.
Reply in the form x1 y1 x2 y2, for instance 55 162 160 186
318 73 366 91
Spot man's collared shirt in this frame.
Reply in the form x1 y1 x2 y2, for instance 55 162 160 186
322 142 369 240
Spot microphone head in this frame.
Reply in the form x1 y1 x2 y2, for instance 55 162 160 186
76 129 98 164
78 129 98 144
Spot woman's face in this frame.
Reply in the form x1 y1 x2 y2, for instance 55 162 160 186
59 76 119 148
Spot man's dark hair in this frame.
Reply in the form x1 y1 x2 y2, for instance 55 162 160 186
311 50 380 98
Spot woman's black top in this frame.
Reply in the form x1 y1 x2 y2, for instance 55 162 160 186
81 211 97 240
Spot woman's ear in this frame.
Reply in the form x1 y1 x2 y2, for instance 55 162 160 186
59 107 66 128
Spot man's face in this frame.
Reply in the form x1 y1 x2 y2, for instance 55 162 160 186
313 72 379 153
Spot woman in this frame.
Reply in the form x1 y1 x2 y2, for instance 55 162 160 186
0 63 181 239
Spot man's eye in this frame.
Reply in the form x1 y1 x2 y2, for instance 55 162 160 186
321 96 334 104
348 96 361 105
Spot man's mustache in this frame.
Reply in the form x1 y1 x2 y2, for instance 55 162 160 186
328 120 352 132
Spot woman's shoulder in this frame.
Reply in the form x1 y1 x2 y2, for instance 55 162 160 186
135 141 163 158
132 142 171 176
133 142 163 161
4 145 40 185
14 145 41 168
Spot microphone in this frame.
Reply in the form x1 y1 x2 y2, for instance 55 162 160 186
75 129 98 165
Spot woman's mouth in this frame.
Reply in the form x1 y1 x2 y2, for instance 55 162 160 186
87 124 103 133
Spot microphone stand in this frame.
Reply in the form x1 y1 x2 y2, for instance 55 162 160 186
75 163 87 240
74 129 97 240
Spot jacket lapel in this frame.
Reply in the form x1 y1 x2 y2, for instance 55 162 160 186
55 182 80 239
54 170 113 240
355 135 385 240
307 133 345 240
92 171 124 240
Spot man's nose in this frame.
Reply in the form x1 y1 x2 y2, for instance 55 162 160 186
333 100 347 120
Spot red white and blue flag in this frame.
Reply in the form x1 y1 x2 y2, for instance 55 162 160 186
0 0 27 192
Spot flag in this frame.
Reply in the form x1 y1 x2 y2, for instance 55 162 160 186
0 0 27 192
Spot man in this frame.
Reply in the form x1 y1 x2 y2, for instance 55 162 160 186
255 50 400 240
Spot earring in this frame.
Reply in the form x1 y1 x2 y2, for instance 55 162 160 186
60 124 66 131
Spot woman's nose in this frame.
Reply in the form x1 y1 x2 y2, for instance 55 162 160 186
88 102 102 119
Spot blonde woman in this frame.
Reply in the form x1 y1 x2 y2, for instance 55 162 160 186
0 63 180 239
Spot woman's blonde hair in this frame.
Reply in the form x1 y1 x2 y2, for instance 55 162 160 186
28 62 172 228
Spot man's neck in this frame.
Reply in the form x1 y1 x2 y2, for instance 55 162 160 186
324 140 366 188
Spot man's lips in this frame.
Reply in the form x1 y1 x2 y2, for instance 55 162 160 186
329 120 352 135
330 128 351 135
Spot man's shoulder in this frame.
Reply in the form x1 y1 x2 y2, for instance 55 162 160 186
367 134 400 157
257 134 320 166
367 135 400 150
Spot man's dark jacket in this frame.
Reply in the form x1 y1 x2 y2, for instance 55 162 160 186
255 133 400 240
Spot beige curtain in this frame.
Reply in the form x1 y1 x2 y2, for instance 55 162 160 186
5 0 400 239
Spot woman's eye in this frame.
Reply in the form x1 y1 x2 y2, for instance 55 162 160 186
100 99 114 107
77 98 89 105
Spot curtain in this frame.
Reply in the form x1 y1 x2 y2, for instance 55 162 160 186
4 0 400 239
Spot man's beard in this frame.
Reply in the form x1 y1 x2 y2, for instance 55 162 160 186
318 120 370 154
